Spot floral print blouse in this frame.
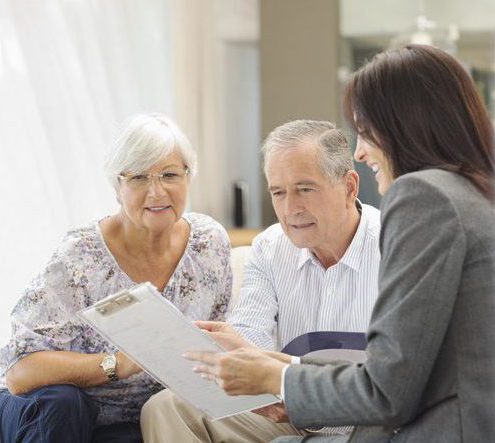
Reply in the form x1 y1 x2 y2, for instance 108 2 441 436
0 212 232 425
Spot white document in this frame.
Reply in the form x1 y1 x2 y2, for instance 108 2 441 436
78 282 278 420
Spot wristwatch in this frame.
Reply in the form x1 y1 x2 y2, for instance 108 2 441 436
100 353 118 382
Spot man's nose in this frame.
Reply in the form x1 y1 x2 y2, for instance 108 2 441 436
285 193 303 215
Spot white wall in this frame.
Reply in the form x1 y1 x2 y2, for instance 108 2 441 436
223 42 261 228
341 0 495 36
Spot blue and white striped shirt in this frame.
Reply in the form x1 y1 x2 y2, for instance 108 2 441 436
228 203 381 351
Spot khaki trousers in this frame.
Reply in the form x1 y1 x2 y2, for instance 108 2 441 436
140 389 305 443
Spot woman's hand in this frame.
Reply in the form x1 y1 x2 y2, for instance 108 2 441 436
116 351 142 379
194 321 254 351
183 347 286 396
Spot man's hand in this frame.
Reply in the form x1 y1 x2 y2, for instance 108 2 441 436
252 403 289 423
194 321 254 351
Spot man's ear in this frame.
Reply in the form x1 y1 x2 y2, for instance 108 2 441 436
344 170 359 205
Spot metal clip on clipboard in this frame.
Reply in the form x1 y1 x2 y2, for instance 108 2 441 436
93 290 139 316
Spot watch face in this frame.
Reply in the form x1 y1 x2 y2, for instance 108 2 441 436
102 355 116 370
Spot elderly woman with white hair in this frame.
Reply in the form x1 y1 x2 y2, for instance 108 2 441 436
0 113 232 443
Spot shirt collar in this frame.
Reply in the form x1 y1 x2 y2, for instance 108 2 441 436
296 200 368 272
297 248 314 270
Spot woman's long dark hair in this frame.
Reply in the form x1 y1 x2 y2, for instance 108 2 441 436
344 44 495 200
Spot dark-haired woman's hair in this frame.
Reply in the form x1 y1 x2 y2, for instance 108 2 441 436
343 44 495 199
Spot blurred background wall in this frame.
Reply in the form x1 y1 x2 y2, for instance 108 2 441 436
1 0 494 344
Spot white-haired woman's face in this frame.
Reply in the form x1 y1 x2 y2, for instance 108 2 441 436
117 151 189 233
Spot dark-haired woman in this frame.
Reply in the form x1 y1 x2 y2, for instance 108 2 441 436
185 44 495 442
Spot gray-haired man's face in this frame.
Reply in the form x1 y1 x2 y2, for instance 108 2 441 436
266 143 357 253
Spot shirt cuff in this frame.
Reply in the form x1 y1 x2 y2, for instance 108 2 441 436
279 357 300 401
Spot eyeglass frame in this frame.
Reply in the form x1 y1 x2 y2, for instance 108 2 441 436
118 167 190 189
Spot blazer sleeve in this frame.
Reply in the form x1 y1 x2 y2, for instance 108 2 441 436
284 174 467 429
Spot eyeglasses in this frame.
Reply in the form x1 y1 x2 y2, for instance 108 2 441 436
119 168 189 190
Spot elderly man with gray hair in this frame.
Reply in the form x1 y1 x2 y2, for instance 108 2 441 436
140 120 381 442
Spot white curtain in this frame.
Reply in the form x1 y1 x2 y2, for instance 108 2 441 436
0 0 173 345
171 0 228 222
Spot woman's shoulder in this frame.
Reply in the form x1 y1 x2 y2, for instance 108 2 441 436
24 221 111 295
384 170 458 206
381 169 493 240
183 212 230 245
386 169 485 208
395 169 465 188
58 222 101 252
50 220 109 269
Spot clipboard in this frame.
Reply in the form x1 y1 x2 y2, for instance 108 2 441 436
77 282 278 420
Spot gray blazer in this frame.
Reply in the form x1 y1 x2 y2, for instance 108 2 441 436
282 169 495 442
